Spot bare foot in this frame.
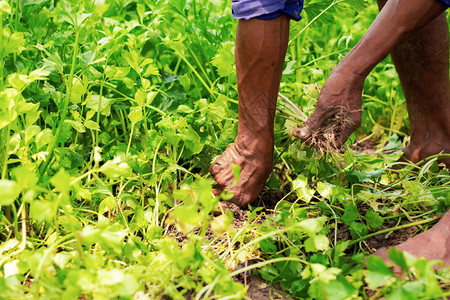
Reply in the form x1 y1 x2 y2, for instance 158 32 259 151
211 143 273 208
402 125 450 167
373 211 450 273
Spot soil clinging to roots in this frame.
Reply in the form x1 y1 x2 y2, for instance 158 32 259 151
309 111 354 153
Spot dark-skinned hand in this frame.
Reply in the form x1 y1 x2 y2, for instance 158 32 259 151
293 66 366 149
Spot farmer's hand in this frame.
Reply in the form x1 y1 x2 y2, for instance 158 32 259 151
293 67 365 149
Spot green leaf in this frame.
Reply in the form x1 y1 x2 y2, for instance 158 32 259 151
50 168 71 194
386 285 416 300
36 129 54 150
345 170 371 183
1 31 25 58
182 125 203 154
54 252 75 269
259 238 277 254
292 175 314 203
342 205 359 226
313 234 329 251
80 225 100 246
105 66 130 80
84 120 100 131
211 42 235 78
30 200 54 224
122 50 141 74
365 210 384 230
211 213 233 236
0 0 11 14
365 256 396 289
303 83 320 99
298 217 327 236
382 134 402 151
136 3 145 22
134 89 146 106
7 74 33 91
173 205 202 233
100 229 128 250
143 62 160 77
0 180 22 206
29 68 50 81
99 157 132 179
98 269 124 286
128 107 143 125
99 196 117 214
11 165 38 189
86 94 113 116
387 247 409 272
316 182 335 200
69 77 86 104
258 265 279 282
304 237 317 252
349 222 368 239
324 277 356 300
65 120 86 133
231 163 240 185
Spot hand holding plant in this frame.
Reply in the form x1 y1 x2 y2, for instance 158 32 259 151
293 65 365 151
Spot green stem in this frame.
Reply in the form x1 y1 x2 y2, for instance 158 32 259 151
188 47 213 87
231 223 305 261
348 215 441 246
289 0 344 45
174 48 216 99
229 256 308 277
126 126 134 155
14 0 19 30
0 12 4 89
95 78 105 149
40 25 80 175
1 125 10 179
278 92 308 121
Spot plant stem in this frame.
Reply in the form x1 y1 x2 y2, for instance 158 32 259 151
278 92 307 122
349 215 441 246
0 11 4 89
20 203 26 250
1 124 10 179
229 256 308 277
40 24 80 175
289 0 344 45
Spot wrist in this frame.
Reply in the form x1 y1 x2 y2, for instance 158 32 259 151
330 61 367 88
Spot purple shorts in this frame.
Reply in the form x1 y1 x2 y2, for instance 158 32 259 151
436 0 450 6
232 0 304 21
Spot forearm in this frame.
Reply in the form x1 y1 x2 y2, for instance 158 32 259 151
337 0 447 77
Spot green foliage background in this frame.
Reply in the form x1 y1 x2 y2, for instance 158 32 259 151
0 0 449 299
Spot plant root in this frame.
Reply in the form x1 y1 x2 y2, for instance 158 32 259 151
309 111 354 153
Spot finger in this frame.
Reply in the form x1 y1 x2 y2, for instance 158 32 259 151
212 186 222 197
331 116 360 149
293 107 330 142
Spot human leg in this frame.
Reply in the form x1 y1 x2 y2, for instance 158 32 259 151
211 16 290 208
374 212 450 271
373 0 450 267
376 0 450 166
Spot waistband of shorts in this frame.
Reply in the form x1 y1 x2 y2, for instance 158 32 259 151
231 0 304 21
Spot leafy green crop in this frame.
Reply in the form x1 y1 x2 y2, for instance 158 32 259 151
0 0 449 299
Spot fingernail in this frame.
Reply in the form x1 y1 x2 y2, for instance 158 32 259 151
294 128 308 139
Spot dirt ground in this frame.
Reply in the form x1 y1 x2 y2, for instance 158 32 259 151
233 270 295 300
